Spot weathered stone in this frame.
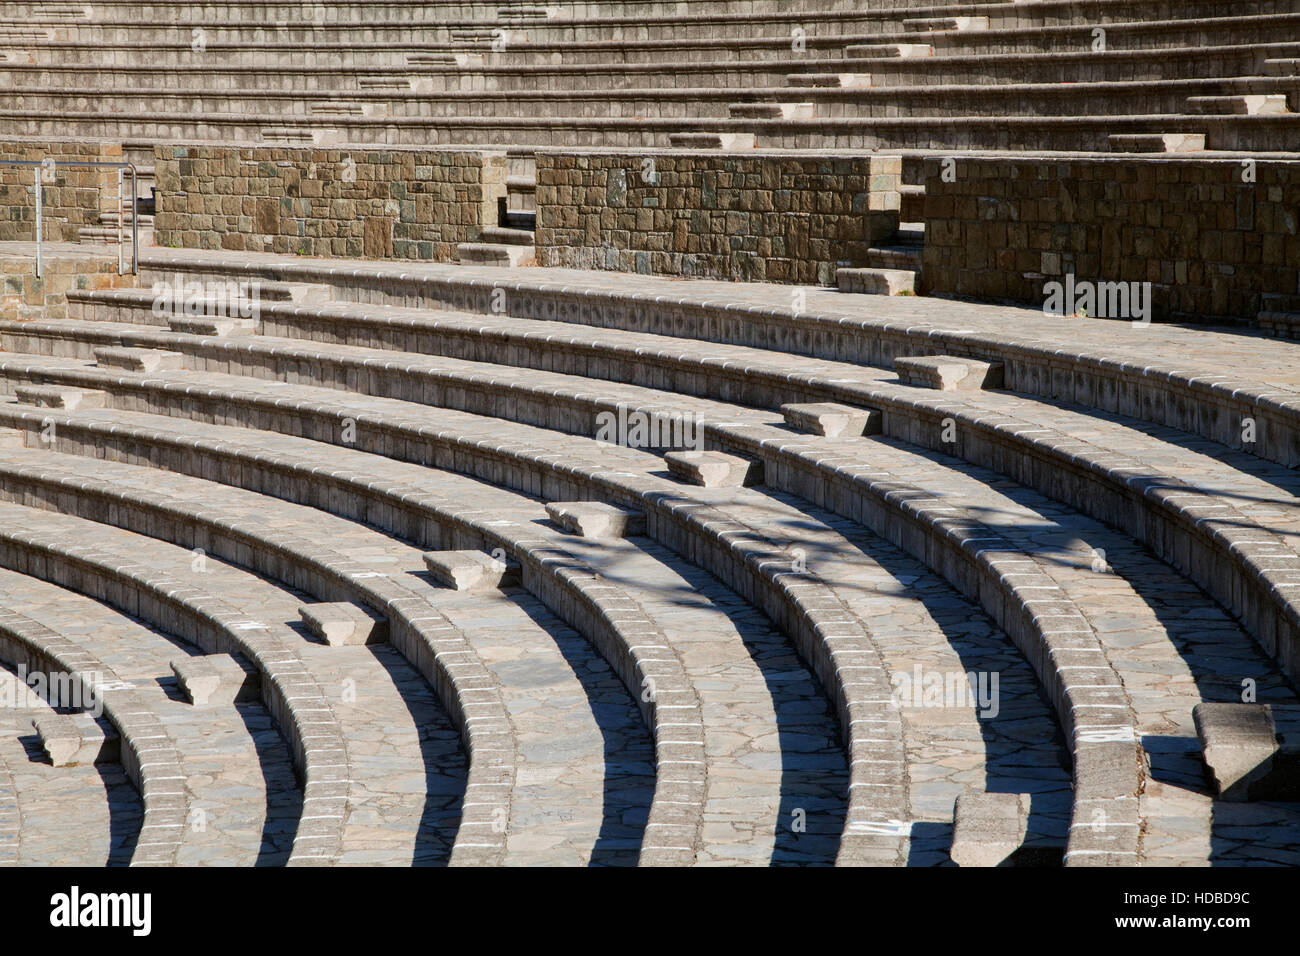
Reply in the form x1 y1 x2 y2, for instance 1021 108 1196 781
299 602 389 646
423 550 521 591
545 501 646 538
894 355 1005 391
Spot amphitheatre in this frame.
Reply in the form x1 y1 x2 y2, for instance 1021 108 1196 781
0 0 1298 872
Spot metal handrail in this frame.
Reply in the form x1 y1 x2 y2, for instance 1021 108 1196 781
0 159 139 277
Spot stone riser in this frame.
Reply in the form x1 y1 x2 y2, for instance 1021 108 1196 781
4 110 1297 152
3 44 1282 93
7 15 1297 68
6 77 1293 121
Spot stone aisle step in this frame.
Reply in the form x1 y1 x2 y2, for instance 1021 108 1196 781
0 568 298 866
0 667 141 865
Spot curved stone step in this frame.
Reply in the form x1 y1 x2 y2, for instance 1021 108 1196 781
17 308 1300 694
0 366 1144 860
0 502 350 865
0 573 295 865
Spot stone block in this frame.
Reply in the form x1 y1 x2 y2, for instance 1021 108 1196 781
1194 703 1300 801
781 402 883 438
13 385 107 411
665 450 764 487
32 714 81 767
545 501 646 538
950 792 1031 866
170 654 260 706
894 355 1005 391
423 550 521 592
299 602 389 646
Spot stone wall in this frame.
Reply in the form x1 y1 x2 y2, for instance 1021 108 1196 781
0 141 124 243
535 149 900 285
1 250 131 321
922 156 1300 322
153 145 508 261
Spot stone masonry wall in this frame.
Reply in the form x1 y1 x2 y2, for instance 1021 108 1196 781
922 156 1300 322
535 149 900 285
154 145 508 261
0 141 124 243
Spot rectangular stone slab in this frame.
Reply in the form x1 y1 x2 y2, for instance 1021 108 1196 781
32 714 82 767
170 654 260 706
167 316 256 337
545 501 646 538
950 792 1030 866
299 602 390 646
1194 703 1300 801
894 355 1005 391
13 385 107 411
781 402 883 438
664 450 764 488
93 346 186 373
424 550 521 591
